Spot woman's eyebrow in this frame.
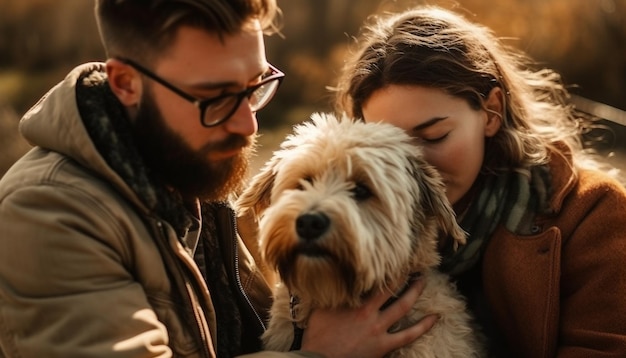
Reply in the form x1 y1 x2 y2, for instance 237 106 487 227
412 116 448 131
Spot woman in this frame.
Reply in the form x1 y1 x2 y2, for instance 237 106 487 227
333 6 626 357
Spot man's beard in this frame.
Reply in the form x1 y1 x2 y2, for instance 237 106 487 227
130 91 256 201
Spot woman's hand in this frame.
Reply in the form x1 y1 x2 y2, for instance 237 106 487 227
300 278 437 358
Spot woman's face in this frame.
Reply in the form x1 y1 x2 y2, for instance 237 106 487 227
362 85 501 205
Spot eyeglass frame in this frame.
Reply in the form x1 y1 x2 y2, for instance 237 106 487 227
115 57 285 127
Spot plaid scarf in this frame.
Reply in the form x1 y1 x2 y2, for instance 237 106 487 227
439 165 553 276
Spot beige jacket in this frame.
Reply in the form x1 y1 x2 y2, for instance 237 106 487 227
0 63 319 358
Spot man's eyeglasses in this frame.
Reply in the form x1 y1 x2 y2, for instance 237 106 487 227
116 57 284 127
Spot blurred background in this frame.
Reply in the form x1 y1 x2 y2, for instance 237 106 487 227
1 0 625 177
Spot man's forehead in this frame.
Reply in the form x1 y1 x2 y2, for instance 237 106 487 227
156 23 267 84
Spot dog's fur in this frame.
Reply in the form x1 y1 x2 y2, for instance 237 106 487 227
237 113 484 357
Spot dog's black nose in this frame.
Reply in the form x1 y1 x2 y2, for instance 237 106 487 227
296 212 330 240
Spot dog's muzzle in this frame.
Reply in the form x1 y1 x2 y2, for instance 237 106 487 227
295 212 330 240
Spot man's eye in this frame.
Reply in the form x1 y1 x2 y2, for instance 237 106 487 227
351 183 372 201
207 96 236 111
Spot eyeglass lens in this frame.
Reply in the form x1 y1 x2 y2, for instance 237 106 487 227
202 76 281 126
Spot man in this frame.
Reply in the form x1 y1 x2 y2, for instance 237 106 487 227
0 1 434 357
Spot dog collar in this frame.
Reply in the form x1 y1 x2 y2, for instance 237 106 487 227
289 294 304 350
380 272 421 310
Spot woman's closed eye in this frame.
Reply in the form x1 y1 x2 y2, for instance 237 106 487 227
416 132 449 144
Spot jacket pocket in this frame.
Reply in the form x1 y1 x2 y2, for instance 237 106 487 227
147 291 203 357
483 226 561 358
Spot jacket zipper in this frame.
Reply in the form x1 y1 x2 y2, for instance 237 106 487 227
231 210 267 332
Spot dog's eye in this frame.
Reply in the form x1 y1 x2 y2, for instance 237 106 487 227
351 183 372 201
296 176 313 190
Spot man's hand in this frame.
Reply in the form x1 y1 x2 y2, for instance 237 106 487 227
300 278 437 358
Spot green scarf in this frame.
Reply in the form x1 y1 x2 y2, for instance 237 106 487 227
439 165 553 276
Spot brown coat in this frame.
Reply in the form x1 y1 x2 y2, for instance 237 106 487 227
483 149 626 357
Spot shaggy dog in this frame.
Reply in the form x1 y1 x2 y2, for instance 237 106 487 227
237 113 484 357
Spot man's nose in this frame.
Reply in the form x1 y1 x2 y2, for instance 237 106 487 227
223 98 258 136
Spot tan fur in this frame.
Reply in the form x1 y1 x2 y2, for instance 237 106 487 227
237 113 485 357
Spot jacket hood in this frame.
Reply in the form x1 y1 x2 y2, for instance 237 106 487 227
19 62 145 210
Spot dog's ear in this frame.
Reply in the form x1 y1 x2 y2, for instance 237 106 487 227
412 158 467 250
236 155 280 217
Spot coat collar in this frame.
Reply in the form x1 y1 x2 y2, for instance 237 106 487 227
545 143 578 214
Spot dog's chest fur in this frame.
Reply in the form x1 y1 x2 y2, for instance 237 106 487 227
263 270 485 357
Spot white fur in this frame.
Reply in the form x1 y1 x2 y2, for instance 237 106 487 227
237 113 485 357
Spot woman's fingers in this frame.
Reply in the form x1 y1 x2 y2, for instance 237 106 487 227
301 277 436 358
385 313 439 351
376 277 426 323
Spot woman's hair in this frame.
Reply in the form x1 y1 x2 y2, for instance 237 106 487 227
335 6 617 177
95 0 280 65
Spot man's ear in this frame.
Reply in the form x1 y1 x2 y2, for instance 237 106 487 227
105 58 143 107
484 87 503 137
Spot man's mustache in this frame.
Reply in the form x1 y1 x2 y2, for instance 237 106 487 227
199 134 254 156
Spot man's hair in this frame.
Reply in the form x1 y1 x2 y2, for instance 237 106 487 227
95 0 280 64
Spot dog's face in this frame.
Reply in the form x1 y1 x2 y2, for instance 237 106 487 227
237 113 465 308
